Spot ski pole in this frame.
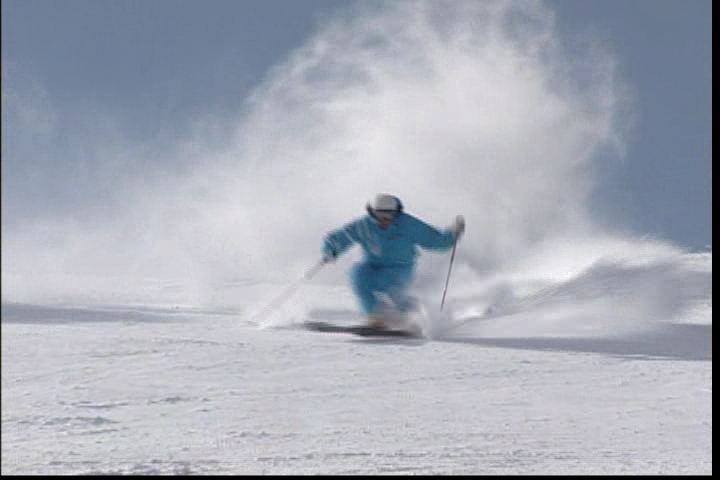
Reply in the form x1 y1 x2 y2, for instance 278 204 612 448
440 240 457 310
250 257 327 324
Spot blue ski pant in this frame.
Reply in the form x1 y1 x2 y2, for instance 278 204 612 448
350 262 416 315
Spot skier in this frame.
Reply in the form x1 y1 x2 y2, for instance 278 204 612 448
322 193 465 329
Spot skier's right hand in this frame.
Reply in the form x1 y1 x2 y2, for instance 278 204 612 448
322 246 337 263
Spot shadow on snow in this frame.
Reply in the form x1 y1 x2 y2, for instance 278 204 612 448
437 323 711 361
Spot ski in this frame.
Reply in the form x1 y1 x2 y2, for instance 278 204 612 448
303 320 423 338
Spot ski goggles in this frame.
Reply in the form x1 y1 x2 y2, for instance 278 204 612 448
374 209 398 222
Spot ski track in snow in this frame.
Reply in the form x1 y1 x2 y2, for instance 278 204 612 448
1 254 712 475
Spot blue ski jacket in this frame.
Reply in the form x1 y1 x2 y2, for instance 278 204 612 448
322 212 457 267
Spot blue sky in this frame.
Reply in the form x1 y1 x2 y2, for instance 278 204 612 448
3 0 344 138
1 0 712 296
547 0 712 250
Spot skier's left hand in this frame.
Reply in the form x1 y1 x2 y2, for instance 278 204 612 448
452 215 465 240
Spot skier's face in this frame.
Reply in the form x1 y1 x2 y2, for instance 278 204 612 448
375 210 396 229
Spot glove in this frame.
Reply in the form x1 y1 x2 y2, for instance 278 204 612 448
322 245 337 263
452 215 465 241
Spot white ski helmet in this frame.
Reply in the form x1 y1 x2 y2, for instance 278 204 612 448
366 193 404 220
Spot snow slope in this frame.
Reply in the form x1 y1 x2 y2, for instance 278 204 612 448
2 249 711 475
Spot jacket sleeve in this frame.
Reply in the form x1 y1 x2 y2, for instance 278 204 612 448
322 218 365 258
404 214 456 251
